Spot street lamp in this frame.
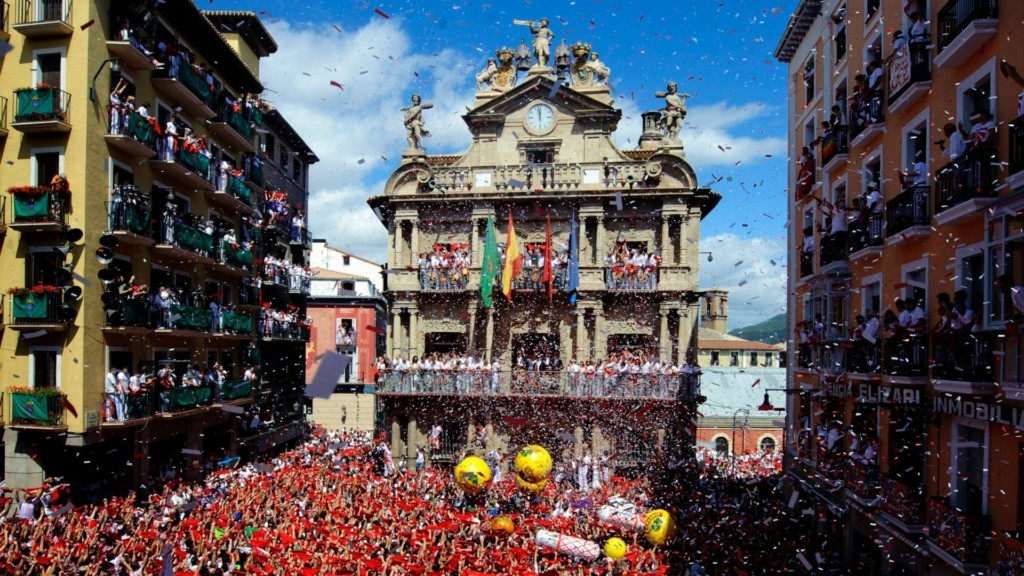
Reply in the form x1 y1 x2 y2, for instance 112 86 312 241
89 58 121 102
732 408 749 462
700 251 713 262
758 388 802 411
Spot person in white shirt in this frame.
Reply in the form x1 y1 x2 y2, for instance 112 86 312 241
163 117 177 161
937 123 967 163
104 368 119 422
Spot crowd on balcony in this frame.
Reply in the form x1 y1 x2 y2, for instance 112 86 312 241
419 243 471 290
604 243 661 290
0 422 830 574
262 254 311 292
264 190 308 243
103 276 252 335
336 324 357 351
258 305 312 340
159 201 256 264
103 361 254 422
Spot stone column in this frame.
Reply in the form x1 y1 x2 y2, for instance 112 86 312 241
677 305 694 365
485 307 495 363
410 221 420 262
659 310 671 363
576 310 587 360
391 419 403 458
393 220 404 268
406 417 418 472
409 310 419 357
660 215 670 263
595 217 605 265
468 305 478 353
594 310 606 360
386 310 395 357
471 219 483 259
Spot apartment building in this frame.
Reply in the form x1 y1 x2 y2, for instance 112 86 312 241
0 0 317 497
778 0 1024 573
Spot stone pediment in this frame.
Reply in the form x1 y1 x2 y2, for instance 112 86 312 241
462 75 621 130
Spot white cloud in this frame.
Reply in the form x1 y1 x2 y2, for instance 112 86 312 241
698 233 787 330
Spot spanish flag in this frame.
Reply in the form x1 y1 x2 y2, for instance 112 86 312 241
501 212 523 301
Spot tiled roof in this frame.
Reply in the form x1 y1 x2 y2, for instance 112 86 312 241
697 326 783 350
310 267 369 281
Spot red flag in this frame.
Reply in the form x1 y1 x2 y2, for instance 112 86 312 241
365 325 385 335
543 215 553 303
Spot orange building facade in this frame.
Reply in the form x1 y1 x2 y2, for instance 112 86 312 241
778 0 1024 573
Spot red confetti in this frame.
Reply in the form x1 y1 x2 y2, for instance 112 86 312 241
80 19 95 30
329 80 344 90
374 7 390 19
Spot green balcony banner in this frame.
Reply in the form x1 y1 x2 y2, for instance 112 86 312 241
13 293 48 319
179 64 212 104
250 108 263 127
226 177 251 201
128 206 150 235
123 298 149 326
127 112 154 144
12 191 50 219
176 147 210 177
11 393 48 421
229 111 253 141
15 88 55 118
127 394 149 418
169 305 212 331
223 241 254 268
170 387 196 409
222 310 253 333
222 380 252 400
248 164 264 186
173 223 214 254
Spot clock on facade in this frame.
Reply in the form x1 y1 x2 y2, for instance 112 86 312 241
525 103 555 133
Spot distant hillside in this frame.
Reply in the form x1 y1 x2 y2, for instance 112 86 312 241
729 313 786 344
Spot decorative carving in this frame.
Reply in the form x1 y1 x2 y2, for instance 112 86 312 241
644 161 663 179
486 48 517 92
513 18 555 69
476 58 498 92
569 42 610 87
654 81 690 143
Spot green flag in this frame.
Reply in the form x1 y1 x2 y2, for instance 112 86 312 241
480 214 501 308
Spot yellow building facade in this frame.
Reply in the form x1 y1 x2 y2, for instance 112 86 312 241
779 0 1024 573
0 1 316 497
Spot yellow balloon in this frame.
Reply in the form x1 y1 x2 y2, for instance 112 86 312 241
454 456 492 494
514 445 552 483
492 515 515 535
644 509 677 545
514 473 548 494
604 537 627 561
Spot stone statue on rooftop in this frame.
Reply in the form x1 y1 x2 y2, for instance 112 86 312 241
514 18 554 68
402 94 433 151
655 81 690 142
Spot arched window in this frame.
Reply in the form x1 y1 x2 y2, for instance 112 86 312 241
714 437 729 455
760 436 777 453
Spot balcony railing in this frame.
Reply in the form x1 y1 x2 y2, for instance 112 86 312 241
935 149 996 214
220 240 255 272
881 474 926 526
799 251 813 278
820 125 849 168
12 0 70 32
849 93 884 142
513 265 566 291
378 370 689 401
819 233 847 267
803 337 927 377
244 155 264 188
104 380 252 423
846 459 880 502
605 266 658 290
885 185 930 237
420 266 469 291
1010 113 1024 177
927 497 992 565
888 42 931 106
239 284 260 306
12 86 70 128
0 2 9 38
933 331 994 381
8 188 67 226
0 94 8 133
8 290 64 326
8 389 66 427
108 187 151 236
108 111 158 153
155 216 215 257
258 318 310 341
881 334 928 376
936 0 998 53
289 225 311 248
289 274 311 294
849 212 883 253
219 310 253 334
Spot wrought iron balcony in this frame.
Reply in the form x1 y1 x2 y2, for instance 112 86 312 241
849 212 884 256
419 266 470 291
106 111 157 158
820 125 849 172
880 334 928 376
885 185 930 239
11 0 71 37
11 86 70 132
934 149 997 225
933 331 995 394
1010 113 1024 178
888 42 931 113
849 93 884 146
100 380 253 425
8 388 66 428
846 459 880 504
208 102 255 153
881 474 926 528
7 289 68 330
926 497 992 566
258 318 310 341
377 370 686 401
935 0 998 68
151 60 215 119
605 265 658 291
513 265 566 291
819 233 847 268
7 187 67 230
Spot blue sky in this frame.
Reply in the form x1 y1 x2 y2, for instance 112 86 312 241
212 0 797 329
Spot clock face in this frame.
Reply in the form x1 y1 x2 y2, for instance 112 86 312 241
526 103 555 132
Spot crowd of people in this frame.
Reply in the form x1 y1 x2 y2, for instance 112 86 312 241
604 245 660 290
0 425 822 575
102 362 257 422
418 244 471 290
259 305 313 340
262 254 311 292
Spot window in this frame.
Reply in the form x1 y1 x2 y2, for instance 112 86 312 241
37 52 62 88
803 120 815 151
959 69 993 126
263 133 276 158
526 148 554 164
760 436 777 452
902 258 928 307
750 352 759 366
343 256 351 266
903 109 929 177
865 0 880 20
952 422 987 514
956 244 985 320
863 154 881 196
803 57 815 104
862 276 881 316
863 32 882 68
30 347 60 389
341 281 354 292
729 351 739 366
764 354 774 367
710 351 720 366
33 150 60 187
26 248 60 287
833 4 847 63
714 437 729 455
111 161 134 188
986 207 1024 326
